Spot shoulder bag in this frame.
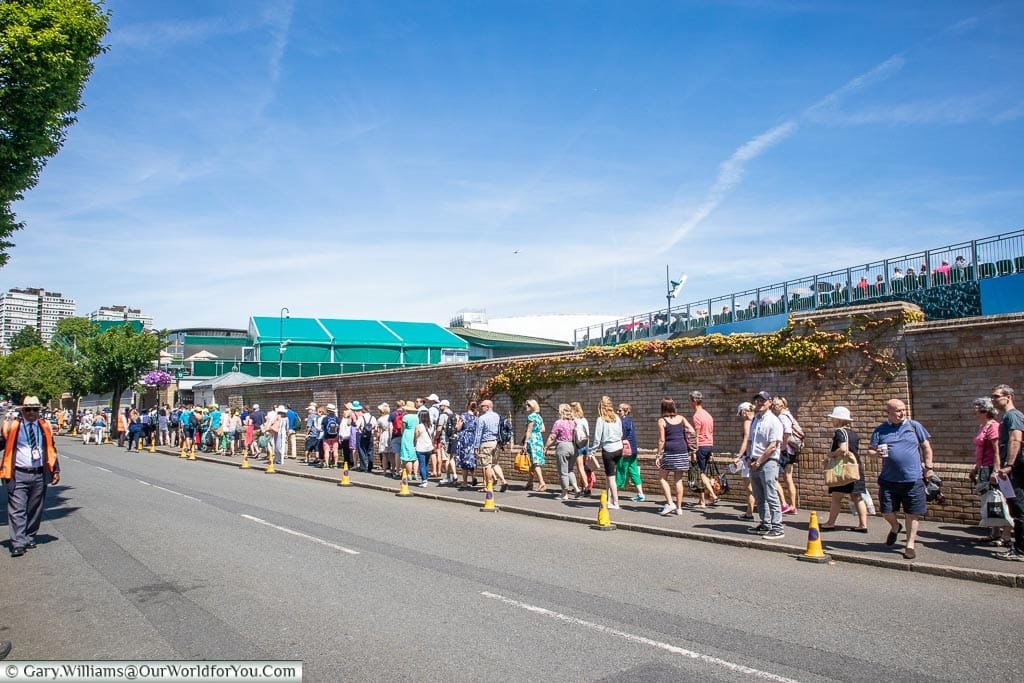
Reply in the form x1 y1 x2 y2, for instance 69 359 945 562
824 428 860 487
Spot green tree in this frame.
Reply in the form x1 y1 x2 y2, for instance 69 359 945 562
9 324 43 350
85 325 162 436
0 346 69 402
51 316 98 408
0 0 110 265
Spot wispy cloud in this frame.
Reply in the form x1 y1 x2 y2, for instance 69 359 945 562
263 1 295 86
803 54 907 122
110 17 240 49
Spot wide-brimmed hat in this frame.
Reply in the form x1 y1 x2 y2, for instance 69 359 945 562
828 406 852 422
403 401 417 412
736 401 753 416
20 396 42 409
427 393 439 402
326 403 337 413
276 405 287 413
349 400 363 411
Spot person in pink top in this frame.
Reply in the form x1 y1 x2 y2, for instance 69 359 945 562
690 391 719 507
971 397 1007 546
545 404 581 501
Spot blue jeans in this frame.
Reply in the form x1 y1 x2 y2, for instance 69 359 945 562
417 451 431 481
358 441 372 471
751 460 783 533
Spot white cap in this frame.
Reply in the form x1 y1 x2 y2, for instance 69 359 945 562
427 393 440 402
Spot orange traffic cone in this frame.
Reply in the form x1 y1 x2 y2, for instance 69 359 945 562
338 464 352 487
797 511 830 563
396 469 413 497
179 442 188 458
240 452 250 469
590 490 616 531
480 479 498 513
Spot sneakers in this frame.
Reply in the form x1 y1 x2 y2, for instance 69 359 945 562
438 477 451 485
783 506 798 515
996 548 1024 561
607 503 620 510
419 481 429 488
675 507 684 516
746 525 769 535
739 512 755 520
762 530 785 540
659 504 678 516
631 494 646 502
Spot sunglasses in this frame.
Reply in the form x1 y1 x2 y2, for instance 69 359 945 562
22 407 40 412
991 394 1007 400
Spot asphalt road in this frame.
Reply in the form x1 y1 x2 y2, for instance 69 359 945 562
2 441 1021 682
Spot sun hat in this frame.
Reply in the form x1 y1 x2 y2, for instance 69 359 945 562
439 399 450 407
326 403 337 413
427 393 439 402
306 406 315 412
828 406 852 421
20 396 42 408
350 400 363 411
276 405 287 413
736 401 753 416
403 401 417 412
252 403 260 410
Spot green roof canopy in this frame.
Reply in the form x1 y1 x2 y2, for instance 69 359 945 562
249 317 467 350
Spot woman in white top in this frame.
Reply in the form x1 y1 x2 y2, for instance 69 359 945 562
376 404 393 476
571 402 592 496
414 410 434 487
589 396 624 509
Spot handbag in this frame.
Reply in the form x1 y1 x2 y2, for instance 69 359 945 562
687 464 705 492
708 460 730 495
824 428 860 487
621 439 633 457
514 449 531 473
980 488 1012 527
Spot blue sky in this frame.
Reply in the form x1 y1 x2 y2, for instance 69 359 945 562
5 0 1023 333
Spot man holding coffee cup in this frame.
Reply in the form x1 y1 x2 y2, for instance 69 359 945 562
868 399 934 560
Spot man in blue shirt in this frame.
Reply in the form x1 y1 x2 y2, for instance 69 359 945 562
474 400 508 492
868 399 934 560
990 384 1024 561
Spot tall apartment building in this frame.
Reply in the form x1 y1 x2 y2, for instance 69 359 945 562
0 287 76 352
88 304 154 331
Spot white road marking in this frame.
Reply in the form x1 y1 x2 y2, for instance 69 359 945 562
480 592 800 683
240 514 359 555
137 479 151 486
95 466 111 472
152 484 200 502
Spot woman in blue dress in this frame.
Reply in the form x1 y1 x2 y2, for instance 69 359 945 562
455 401 478 488
523 399 547 492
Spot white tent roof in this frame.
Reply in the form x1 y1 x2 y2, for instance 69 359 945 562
191 371 259 390
184 350 218 361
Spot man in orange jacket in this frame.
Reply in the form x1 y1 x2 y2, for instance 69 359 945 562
1 396 60 557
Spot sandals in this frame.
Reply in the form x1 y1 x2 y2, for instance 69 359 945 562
537 485 548 492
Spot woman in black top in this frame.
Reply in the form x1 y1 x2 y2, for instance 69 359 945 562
821 406 868 531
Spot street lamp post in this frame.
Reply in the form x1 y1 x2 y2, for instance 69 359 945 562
665 267 686 335
279 307 290 378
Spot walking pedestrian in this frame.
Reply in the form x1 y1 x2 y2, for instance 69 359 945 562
616 403 645 502
545 403 580 500
522 399 547 492
474 400 507 492
689 392 718 507
590 396 624 509
820 406 868 532
868 399 934 559
747 391 786 540
571 402 592 497
656 398 693 516
1 396 61 557
990 385 1024 561
731 402 756 519
127 409 143 451
771 397 801 515
970 398 1005 546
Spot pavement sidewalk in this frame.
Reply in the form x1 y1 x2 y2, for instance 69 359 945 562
77 438 1024 589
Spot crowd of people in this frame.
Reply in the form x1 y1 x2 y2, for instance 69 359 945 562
6 381 1024 563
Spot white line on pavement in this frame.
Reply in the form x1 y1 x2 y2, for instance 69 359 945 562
239 514 360 555
480 592 800 683
137 479 151 486
152 484 201 502
95 466 111 472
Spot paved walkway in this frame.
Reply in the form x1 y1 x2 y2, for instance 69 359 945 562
77 438 1024 588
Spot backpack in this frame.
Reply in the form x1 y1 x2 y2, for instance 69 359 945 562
360 414 374 443
785 412 805 453
498 415 514 447
169 410 180 426
323 415 340 437
442 411 457 444
392 410 405 436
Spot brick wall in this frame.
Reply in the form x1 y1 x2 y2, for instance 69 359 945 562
213 303 1024 524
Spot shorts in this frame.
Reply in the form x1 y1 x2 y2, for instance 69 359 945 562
437 441 450 460
878 479 927 516
600 448 622 476
780 451 798 468
390 437 403 454
696 446 713 473
477 441 498 468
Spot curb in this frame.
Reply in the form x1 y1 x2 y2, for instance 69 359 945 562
64 437 1024 589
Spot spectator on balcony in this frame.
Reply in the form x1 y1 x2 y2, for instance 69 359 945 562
875 274 886 294
893 266 903 279
855 276 870 296
934 260 951 277
954 255 968 270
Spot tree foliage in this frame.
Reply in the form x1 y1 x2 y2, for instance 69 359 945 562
51 315 97 400
86 325 162 431
0 0 110 265
9 324 43 350
0 345 69 402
